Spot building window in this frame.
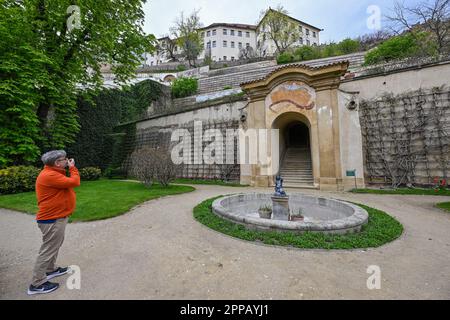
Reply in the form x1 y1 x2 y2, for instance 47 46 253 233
313 43 317 46
306 29 310 36
212 41 216 48
212 29 216 36
238 30 242 37
206 41 211 49
299 26 303 33
230 30 235 36
207 31 211 37
246 31 250 37
231 56 235 61
299 37 303 44
307 40 310 46
223 29 227 35
231 41 235 48
223 40 227 47
223 56 227 61
313 31 316 38
246 43 250 48
238 42 242 49
201 32 205 38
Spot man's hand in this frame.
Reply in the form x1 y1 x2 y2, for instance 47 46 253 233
68 158 75 168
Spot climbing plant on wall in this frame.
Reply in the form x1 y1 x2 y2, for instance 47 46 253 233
359 86 450 187
66 80 165 171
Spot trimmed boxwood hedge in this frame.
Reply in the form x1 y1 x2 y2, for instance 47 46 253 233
0 166 40 195
79 167 102 181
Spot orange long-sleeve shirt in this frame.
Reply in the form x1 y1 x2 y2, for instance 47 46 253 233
35 165 80 221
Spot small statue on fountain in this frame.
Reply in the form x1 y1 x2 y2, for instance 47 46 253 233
274 175 286 197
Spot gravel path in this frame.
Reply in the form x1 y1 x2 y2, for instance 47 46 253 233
1 185 449 300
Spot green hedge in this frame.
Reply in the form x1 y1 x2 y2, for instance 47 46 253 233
276 38 362 65
66 80 164 171
0 166 40 195
171 77 198 98
364 32 435 65
79 167 102 181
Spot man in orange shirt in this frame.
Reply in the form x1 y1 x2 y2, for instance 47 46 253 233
28 150 80 295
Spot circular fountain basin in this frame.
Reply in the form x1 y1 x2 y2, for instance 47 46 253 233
212 193 369 234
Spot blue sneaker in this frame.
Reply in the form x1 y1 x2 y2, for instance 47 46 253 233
46 267 69 280
27 281 59 295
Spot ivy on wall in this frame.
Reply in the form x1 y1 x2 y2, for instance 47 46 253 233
66 80 165 171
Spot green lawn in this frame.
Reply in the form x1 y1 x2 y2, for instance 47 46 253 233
436 202 450 212
0 180 195 222
351 188 450 196
194 196 404 250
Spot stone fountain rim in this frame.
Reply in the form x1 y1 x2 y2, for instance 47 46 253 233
211 193 369 232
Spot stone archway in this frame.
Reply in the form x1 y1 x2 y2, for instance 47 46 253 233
271 112 316 188
163 74 176 82
239 61 364 191
287 122 310 148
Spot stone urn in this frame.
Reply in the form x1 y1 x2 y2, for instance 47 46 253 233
258 205 272 219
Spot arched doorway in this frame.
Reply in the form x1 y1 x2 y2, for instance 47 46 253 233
286 122 310 148
239 62 361 190
272 113 314 188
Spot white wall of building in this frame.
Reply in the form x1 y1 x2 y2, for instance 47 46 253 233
256 22 321 57
146 14 321 64
201 26 257 62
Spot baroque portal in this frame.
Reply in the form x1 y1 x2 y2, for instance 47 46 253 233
239 61 365 191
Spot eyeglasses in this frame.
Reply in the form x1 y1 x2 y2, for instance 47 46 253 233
56 158 68 162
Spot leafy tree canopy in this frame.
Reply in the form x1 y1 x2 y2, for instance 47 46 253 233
0 0 155 167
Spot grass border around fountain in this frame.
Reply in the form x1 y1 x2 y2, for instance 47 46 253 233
194 195 404 250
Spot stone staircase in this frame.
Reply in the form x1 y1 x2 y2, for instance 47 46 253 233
197 51 367 94
279 148 315 189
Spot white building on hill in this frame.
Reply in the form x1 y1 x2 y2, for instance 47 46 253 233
145 9 322 66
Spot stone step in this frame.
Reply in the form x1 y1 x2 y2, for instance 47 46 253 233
283 177 314 181
196 52 367 94
282 172 313 176
281 171 313 175
282 162 312 165
283 183 317 189
283 179 314 183
283 160 311 162
282 175 313 179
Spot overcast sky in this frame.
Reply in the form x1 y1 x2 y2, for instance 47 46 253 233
143 0 423 43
